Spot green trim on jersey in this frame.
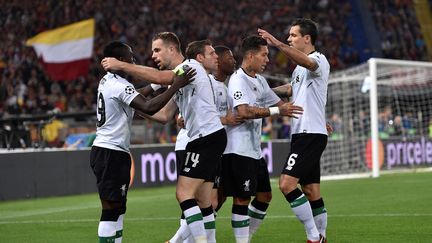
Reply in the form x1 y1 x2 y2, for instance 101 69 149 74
115 230 123 238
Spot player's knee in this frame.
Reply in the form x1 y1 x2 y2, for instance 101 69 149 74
100 208 121 222
256 192 272 203
279 178 297 195
234 196 251 205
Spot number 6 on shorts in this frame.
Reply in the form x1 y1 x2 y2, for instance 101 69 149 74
285 153 298 171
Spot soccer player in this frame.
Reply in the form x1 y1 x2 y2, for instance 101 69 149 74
258 18 330 243
91 41 194 243
172 39 228 243
164 44 239 243
223 35 303 243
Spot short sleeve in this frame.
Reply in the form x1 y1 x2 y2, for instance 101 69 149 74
117 82 139 105
228 75 249 108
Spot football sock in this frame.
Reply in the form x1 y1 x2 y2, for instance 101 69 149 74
231 204 249 243
285 188 320 241
248 198 269 237
310 198 327 237
202 206 216 243
114 214 124 243
98 209 120 243
180 199 207 243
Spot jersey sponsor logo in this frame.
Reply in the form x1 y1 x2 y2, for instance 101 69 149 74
285 153 298 171
125 85 135 95
233 91 243 100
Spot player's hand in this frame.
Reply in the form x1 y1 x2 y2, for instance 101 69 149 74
224 110 244 125
279 102 303 118
101 57 124 71
172 67 196 88
257 28 282 47
326 122 333 135
177 116 185 128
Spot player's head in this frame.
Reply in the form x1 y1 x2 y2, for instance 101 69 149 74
104 41 135 64
186 39 218 72
241 35 269 74
287 18 318 52
214 45 236 76
151 32 181 70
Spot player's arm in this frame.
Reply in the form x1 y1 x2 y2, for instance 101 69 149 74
258 28 318 71
136 83 162 97
236 101 303 120
129 69 195 115
220 109 244 125
272 83 292 98
136 99 178 124
102 57 175 85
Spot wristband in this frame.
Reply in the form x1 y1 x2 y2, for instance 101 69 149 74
150 83 162 91
269 107 280 116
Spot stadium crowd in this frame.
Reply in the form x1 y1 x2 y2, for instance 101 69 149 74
0 0 429 147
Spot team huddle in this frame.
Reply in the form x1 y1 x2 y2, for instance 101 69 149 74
91 18 330 243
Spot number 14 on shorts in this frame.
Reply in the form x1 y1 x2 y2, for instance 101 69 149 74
285 153 298 171
183 152 200 172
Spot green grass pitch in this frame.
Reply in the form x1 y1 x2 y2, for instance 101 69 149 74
1 171 431 242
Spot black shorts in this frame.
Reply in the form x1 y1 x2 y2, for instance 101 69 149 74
90 146 131 201
179 129 227 182
176 150 186 176
281 133 328 185
213 160 222 189
222 153 271 198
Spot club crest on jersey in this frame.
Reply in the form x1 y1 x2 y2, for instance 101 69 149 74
125 85 135 95
233 91 242 100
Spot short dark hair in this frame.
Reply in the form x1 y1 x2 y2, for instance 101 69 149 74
152 32 181 52
241 35 267 56
103 41 130 59
185 39 212 59
214 45 231 56
291 18 318 45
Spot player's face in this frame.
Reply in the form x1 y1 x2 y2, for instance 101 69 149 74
251 45 269 73
151 39 173 70
287 25 306 52
201 45 219 72
218 50 236 76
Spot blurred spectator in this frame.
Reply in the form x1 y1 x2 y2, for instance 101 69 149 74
0 0 429 147
277 116 291 139
261 117 273 142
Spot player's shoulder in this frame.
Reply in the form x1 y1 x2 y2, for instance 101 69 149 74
102 72 135 93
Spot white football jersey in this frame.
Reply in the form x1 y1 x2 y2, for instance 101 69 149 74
224 68 281 159
209 74 229 118
290 51 330 135
174 59 223 142
175 74 228 151
92 72 139 152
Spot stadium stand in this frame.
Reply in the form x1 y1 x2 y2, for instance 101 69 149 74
0 0 430 148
